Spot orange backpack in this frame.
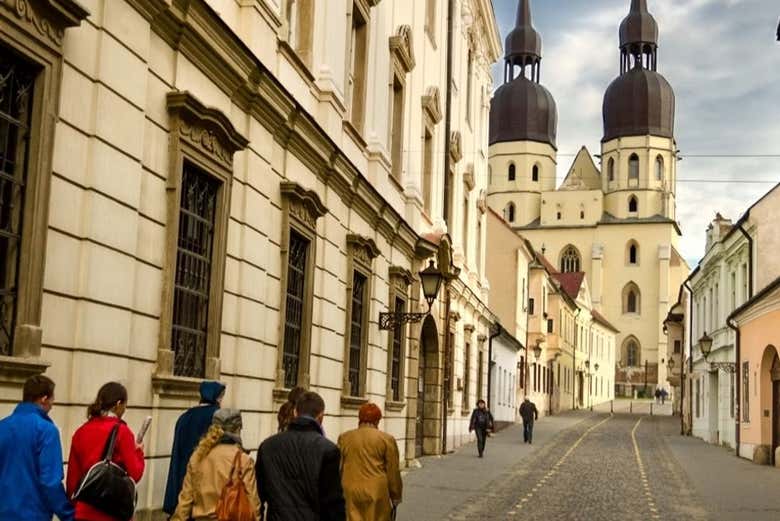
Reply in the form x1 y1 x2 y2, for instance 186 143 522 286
215 450 255 521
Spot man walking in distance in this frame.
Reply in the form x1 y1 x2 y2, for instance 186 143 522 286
0 375 74 521
468 399 494 458
519 396 539 444
255 391 346 520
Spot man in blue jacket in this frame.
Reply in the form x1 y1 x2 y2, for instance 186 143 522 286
163 380 226 514
0 374 74 521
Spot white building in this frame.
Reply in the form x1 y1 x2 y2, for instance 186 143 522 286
489 324 524 427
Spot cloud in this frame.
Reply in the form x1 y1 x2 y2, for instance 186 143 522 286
492 0 780 264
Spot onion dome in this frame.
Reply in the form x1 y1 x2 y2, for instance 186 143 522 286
490 0 557 148
602 0 675 142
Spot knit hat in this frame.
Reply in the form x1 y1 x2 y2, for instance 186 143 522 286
212 408 242 434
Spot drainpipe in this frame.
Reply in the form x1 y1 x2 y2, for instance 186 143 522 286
442 286 451 454
684 279 694 436
573 308 581 410
488 322 501 411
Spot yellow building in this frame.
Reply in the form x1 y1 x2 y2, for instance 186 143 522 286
488 0 689 396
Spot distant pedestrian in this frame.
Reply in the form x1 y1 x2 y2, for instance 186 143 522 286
277 386 306 432
338 403 402 521
67 381 145 521
469 399 494 457
163 380 226 515
660 388 668 405
654 388 661 404
0 375 74 521
171 409 260 521
256 391 345 521
519 397 539 444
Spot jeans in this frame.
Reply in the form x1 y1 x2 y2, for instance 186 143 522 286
475 428 488 455
523 421 534 443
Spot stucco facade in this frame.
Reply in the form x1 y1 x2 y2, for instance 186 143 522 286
0 0 502 516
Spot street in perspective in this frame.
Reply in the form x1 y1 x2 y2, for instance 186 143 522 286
0 0 779 520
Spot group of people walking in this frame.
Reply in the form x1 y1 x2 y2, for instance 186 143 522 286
0 376 403 521
468 396 539 457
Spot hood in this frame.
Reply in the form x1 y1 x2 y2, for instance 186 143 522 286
199 381 226 405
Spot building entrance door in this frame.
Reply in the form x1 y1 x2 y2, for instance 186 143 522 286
578 372 584 408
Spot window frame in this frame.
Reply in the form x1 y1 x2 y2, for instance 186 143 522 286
532 164 540 182
508 163 516 181
628 153 640 181
386 267 413 406
560 245 581 273
155 92 248 393
628 195 639 214
388 25 415 184
421 87 442 217
655 154 664 181
345 0 373 134
282 0 315 67
627 241 639 266
607 157 615 183
622 282 641 315
462 324 474 414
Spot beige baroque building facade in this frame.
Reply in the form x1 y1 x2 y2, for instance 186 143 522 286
488 0 688 397
0 0 501 516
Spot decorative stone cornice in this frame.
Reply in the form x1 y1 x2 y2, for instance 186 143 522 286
422 86 443 124
347 234 381 266
463 163 475 191
281 182 328 231
449 131 463 163
389 266 415 290
476 189 487 214
389 25 415 73
0 0 89 49
477 334 487 343
167 91 249 168
449 311 462 323
463 323 475 334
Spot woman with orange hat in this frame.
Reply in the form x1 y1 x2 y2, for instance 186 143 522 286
337 403 402 521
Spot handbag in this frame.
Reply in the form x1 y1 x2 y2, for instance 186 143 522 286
215 449 255 521
72 422 137 521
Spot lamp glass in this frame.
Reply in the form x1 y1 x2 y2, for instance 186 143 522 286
699 332 713 359
533 344 542 360
419 260 443 310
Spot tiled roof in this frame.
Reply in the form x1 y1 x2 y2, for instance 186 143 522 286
592 309 620 333
552 272 585 300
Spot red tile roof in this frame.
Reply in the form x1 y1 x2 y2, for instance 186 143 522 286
535 252 559 274
592 309 620 333
552 272 585 300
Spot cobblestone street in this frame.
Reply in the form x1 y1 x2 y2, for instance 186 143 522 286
400 412 780 520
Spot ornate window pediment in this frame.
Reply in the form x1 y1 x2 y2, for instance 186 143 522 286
280 182 328 231
389 266 415 292
0 0 89 50
463 163 475 192
422 86 442 124
389 25 415 74
449 131 462 163
346 234 381 268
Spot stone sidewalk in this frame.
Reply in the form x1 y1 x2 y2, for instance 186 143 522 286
397 411 593 521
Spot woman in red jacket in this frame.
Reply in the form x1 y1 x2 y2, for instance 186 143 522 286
67 382 145 521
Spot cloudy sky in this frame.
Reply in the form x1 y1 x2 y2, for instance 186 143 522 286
490 0 780 266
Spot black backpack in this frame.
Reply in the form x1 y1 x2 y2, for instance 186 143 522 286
71 422 137 521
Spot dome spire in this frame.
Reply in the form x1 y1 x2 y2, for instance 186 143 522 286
503 0 542 83
619 0 659 73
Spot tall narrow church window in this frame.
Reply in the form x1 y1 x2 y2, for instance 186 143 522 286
608 158 615 182
623 282 641 314
506 203 516 223
508 163 516 181
655 155 664 181
628 154 639 180
560 246 581 273
627 242 639 265
532 165 539 182
624 338 640 367
628 195 638 213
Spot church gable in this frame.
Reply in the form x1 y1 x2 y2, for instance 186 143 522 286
560 147 602 191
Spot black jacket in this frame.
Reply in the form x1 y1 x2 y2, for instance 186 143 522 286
519 401 539 423
256 416 346 521
469 408 494 431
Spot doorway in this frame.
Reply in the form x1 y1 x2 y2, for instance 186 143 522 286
771 354 780 464
415 344 426 458
415 315 440 458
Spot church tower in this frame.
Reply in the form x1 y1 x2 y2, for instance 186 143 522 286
602 0 678 222
487 0 557 227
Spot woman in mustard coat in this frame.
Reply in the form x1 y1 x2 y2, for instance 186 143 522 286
337 403 402 521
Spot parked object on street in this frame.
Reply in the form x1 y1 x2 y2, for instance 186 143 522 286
67 382 145 521
338 403 402 521
276 386 306 432
0 375 74 521
171 408 259 521
163 380 226 515
519 397 539 444
469 399 495 457
256 391 346 521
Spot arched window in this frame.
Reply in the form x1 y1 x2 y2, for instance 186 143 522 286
532 164 539 182
505 203 516 223
624 337 641 367
608 158 615 182
623 282 641 314
627 241 639 265
655 155 664 181
508 163 516 181
628 195 638 213
560 245 581 273
628 154 639 180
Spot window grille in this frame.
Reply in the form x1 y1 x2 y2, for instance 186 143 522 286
0 55 35 356
348 271 367 396
172 164 220 377
283 231 309 388
390 297 405 401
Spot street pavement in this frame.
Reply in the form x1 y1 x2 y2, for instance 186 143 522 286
399 411 780 520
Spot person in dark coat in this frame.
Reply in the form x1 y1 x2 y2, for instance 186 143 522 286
468 399 494 458
519 397 539 444
163 380 226 515
256 391 345 521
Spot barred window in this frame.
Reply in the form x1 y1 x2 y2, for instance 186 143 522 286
348 271 367 396
0 56 35 356
283 231 310 388
172 164 220 377
390 297 405 401
462 342 471 410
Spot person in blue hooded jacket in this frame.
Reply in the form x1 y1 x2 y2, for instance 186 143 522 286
0 375 74 521
163 380 226 515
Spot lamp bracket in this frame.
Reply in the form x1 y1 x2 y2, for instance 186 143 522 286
379 311 429 330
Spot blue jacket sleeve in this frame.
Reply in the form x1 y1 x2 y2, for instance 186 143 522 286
38 424 74 521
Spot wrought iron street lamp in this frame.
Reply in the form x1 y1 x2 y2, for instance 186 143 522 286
667 357 675 371
698 332 736 373
594 363 599 372
533 339 543 361
379 260 444 330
